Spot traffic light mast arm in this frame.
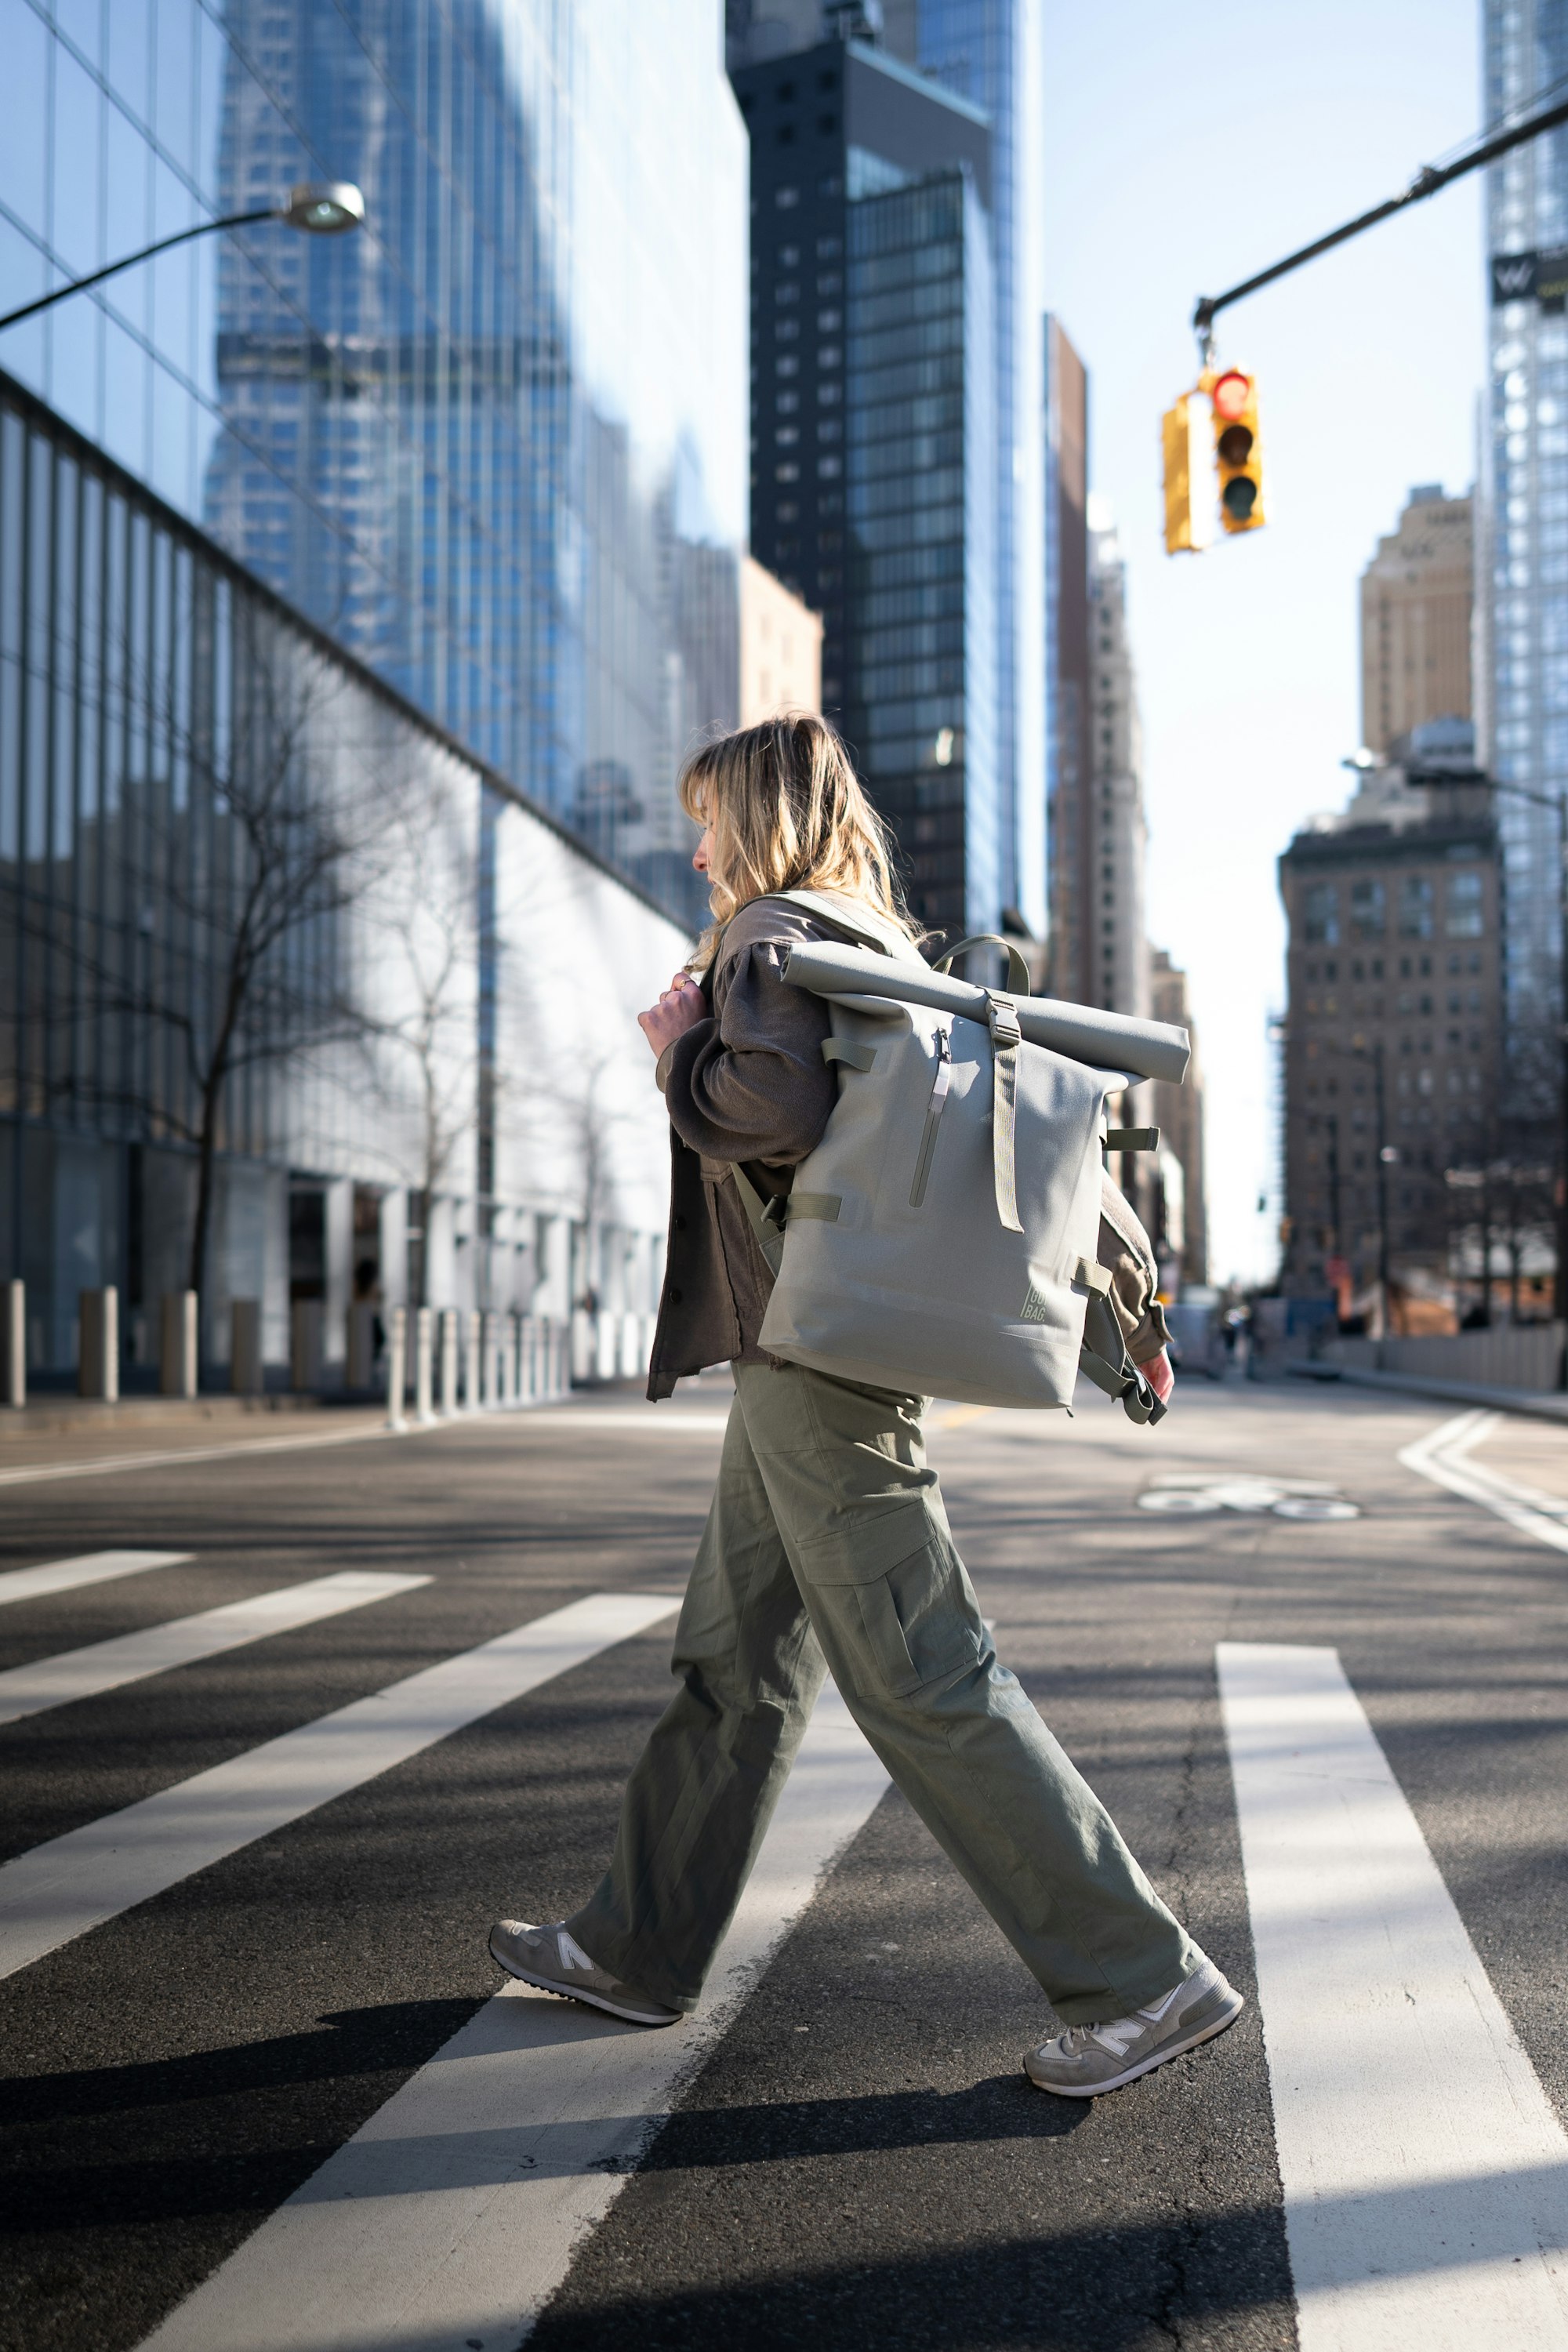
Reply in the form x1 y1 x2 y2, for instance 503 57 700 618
1192 87 1568 352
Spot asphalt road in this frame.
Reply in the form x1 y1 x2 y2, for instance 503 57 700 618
2 1374 1565 2351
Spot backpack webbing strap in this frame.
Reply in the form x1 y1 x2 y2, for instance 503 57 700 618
728 1163 786 1279
822 1037 877 1071
985 991 1024 1235
1078 1291 1167 1425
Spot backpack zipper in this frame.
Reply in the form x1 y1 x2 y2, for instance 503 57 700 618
909 1029 952 1207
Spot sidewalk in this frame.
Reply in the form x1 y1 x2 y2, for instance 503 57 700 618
0 1391 336 1441
1287 1359 1568 1426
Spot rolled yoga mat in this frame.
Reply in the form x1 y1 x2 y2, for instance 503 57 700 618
781 940 1191 1085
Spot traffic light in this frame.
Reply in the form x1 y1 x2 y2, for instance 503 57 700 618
1209 366 1265 533
1161 392 1212 554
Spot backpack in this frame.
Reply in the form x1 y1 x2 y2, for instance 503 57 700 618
728 889 1189 1420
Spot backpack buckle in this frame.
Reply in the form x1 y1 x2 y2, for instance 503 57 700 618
985 990 1022 1049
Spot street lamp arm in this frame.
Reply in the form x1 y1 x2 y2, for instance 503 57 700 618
0 209 279 337
0 184 364 338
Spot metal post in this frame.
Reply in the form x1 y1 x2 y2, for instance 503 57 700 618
2 1279 24 1406
464 1309 481 1411
439 1308 459 1416
413 1305 434 1425
160 1290 198 1399
1374 1041 1392 1334
230 1298 263 1396
79 1287 119 1400
386 1305 408 1432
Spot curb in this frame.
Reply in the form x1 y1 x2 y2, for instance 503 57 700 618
1287 1361 1568 1426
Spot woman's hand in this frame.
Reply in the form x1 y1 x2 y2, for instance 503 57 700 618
1145 1348 1175 1405
638 972 708 1058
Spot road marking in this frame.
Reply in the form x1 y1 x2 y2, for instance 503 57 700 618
1218 1641 1568 2350
136 1679 890 2352
516 1410 731 1432
1400 1410 1568 1559
0 1592 679 1984
0 1404 731 1487
0 1570 429 1729
0 1550 193 1606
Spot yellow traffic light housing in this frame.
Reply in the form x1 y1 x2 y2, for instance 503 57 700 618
1209 366 1265 533
1161 392 1213 554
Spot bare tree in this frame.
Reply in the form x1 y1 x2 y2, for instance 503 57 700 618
34 594 401 1325
356 782 480 1307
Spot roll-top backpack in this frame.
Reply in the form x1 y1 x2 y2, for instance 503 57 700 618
728 890 1189 1419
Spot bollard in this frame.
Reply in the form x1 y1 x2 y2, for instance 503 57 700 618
439 1308 459 1416
2 1278 23 1406
478 1310 496 1407
413 1305 435 1424
346 1300 376 1390
79 1287 120 1400
160 1290 198 1399
463 1308 481 1411
291 1299 324 1392
385 1305 408 1431
230 1298 263 1395
498 1313 516 1407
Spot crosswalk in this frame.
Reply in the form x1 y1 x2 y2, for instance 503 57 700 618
0 1548 192 1604
5 1432 1568 2350
0 1568 427 1727
0 1579 679 1982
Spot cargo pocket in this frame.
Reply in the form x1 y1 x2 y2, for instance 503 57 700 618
848 1528 985 1699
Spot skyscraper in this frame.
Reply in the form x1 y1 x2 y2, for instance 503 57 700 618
731 0 1047 935
0 0 748 930
1483 0 1568 1044
1359 485 1473 757
884 0 1047 938
732 34 1000 935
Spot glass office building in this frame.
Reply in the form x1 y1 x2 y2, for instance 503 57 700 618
0 0 746 927
1483 0 1568 1073
845 170 997 932
880 0 1046 938
734 33 999 935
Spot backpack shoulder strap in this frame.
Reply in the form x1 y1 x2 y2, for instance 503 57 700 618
757 887 925 967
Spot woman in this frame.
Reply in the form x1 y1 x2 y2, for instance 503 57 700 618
490 714 1241 2098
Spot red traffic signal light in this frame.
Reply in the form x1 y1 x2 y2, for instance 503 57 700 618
1207 368 1265 533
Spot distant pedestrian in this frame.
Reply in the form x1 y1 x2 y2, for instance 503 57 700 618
489 714 1242 2097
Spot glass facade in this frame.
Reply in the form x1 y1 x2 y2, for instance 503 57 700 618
0 370 684 1374
1483 0 1568 1062
0 0 746 928
887 0 1046 936
845 170 996 931
735 33 999 935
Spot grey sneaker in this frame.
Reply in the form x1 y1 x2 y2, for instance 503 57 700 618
1024 1958 1243 2097
488 1919 682 2028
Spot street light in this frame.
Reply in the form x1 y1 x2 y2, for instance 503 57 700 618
0 183 365 337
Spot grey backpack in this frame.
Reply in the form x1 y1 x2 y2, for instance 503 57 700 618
730 890 1189 1418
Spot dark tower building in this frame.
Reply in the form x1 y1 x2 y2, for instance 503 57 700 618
732 34 999 937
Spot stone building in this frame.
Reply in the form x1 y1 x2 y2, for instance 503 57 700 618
1149 950 1207 1287
739 558 824 726
1359 486 1473 756
1277 750 1502 1309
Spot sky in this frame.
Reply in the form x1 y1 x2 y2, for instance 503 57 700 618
1040 0 1486 1287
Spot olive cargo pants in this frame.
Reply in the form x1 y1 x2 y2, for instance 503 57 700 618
567 1360 1195 2026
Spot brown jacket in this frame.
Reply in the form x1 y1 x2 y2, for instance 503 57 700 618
644 897 1169 1399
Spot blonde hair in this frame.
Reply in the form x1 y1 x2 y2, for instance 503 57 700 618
679 713 918 968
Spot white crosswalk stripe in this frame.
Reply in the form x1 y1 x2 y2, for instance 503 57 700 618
1218 1641 1568 2351
0 1590 679 1984
0 1550 192 1606
0 1569 429 1728
136 1679 889 2352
